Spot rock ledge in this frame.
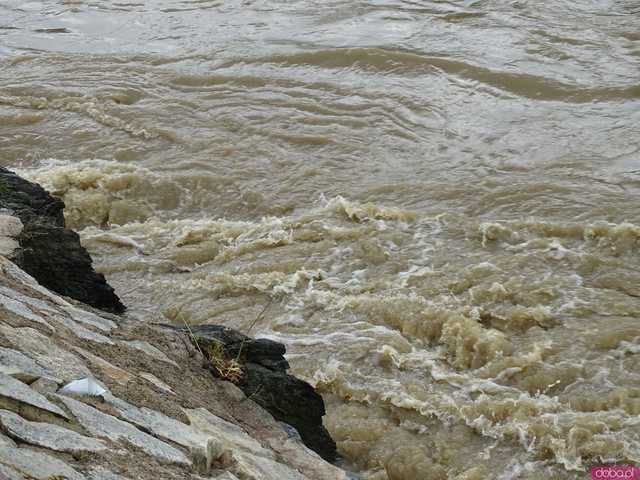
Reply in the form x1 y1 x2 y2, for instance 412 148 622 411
0 167 124 313
168 324 338 462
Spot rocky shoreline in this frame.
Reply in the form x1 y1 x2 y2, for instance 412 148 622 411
168 324 337 462
0 168 348 480
0 167 124 314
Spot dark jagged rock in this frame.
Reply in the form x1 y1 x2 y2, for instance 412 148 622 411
171 324 337 462
189 325 290 372
240 361 336 461
0 168 125 313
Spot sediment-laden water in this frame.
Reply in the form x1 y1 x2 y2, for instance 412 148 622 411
1 1 639 478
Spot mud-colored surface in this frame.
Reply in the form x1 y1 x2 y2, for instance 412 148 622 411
1 0 639 478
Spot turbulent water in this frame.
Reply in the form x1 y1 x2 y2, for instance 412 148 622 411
2 1 640 478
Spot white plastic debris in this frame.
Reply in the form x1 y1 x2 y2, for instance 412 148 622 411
59 377 107 397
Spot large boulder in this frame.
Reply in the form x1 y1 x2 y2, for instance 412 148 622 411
0 167 124 313
172 324 337 462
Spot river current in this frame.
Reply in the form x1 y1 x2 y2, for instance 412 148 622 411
1 1 639 478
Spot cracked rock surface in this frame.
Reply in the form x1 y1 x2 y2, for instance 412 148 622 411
0 254 349 480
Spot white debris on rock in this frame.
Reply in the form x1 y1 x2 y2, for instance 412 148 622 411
59 377 108 397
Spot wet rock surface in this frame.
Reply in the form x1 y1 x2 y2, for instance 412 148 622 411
174 324 338 462
0 168 124 313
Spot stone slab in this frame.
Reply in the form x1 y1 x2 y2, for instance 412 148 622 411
0 346 50 386
74 346 133 385
0 445 85 480
0 324 90 382
0 291 53 330
0 372 68 420
51 314 114 345
0 409 107 456
64 305 117 333
139 372 175 395
58 394 189 466
0 432 15 447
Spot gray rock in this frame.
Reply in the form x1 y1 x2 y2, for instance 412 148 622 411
0 256 72 307
87 466 131 480
0 214 22 257
104 393 220 467
0 372 68 421
73 347 133 385
0 365 40 384
0 431 16 447
57 394 190 466
104 395 320 479
138 372 175 395
121 340 178 367
29 377 60 395
0 445 86 479
187 408 348 480
0 347 48 383
64 305 117 333
0 291 53 330
185 408 310 480
50 313 114 345
280 421 302 441
185 407 265 454
0 409 107 456
0 324 89 382
190 440 224 476
179 324 336 461
0 284 58 315
212 473 241 480
0 464 23 480
0 235 20 257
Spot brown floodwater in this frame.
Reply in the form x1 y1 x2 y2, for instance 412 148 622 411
1 1 639 478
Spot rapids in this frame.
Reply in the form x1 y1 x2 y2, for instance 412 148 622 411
1 1 639 478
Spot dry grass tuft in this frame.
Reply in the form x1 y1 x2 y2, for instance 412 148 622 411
206 340 243 383
172 297 273 383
